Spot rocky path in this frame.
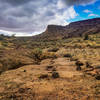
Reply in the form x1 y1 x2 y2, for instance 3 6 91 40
0 57 100 100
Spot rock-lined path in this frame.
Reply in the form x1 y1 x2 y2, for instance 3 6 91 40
0 57 100 100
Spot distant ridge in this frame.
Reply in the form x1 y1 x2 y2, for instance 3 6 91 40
34 18 100 40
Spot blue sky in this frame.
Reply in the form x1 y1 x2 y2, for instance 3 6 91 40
69 0 100 22
0 0 100 36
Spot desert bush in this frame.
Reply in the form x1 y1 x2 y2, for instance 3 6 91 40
42 52 57 59
76 66 81 71
30 48 43 61
0 57 25 72
52 68 56 71
70 56 78 61
0 37 4 41
63 53 72 58
86 62 92 68
48 48 59 52
95 66 100 69
30 48 57 64
75 61 84 71
1 42 8 47
39 74 49 79
75 61 84 66
84 34 89 40
0 34 5 41
46 65 54 71
95 75 100 80
0 63 3 74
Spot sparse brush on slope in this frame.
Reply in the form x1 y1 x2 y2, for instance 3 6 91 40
0 57 25 72
30 48 57 64
31 48 43 60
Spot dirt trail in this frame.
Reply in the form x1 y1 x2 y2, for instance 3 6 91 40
53 58 82 78
0 57 100 100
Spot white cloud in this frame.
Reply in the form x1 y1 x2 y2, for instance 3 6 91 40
83 9 92 13
83 8 100 18
88 13 99 17
0 30 41 37
0 0 97 36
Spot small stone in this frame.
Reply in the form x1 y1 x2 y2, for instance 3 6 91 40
52 71 59 78
95 75 100 80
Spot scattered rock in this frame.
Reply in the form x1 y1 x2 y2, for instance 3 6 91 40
18 88 31 93
50 60 55 64
0 70 3 75
23 70 26 72
18 88 26 93
70 57 78 61
75 61 84 67
48 48 59 52
86 62 92 68
95 66 100 69
95 75 100 80
76 66 81 71
52 68 56 71
84 68 94 72
39 74 49 79
52 71 59 78
46 65 54 70
8 94 17 99
63 53 72 58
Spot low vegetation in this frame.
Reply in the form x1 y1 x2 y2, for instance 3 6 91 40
0 33 100 99
0 33 100 73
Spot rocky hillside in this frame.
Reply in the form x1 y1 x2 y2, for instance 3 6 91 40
35 18 100 40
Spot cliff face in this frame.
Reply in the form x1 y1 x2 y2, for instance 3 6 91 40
45 25 65 34
34 18 100 40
